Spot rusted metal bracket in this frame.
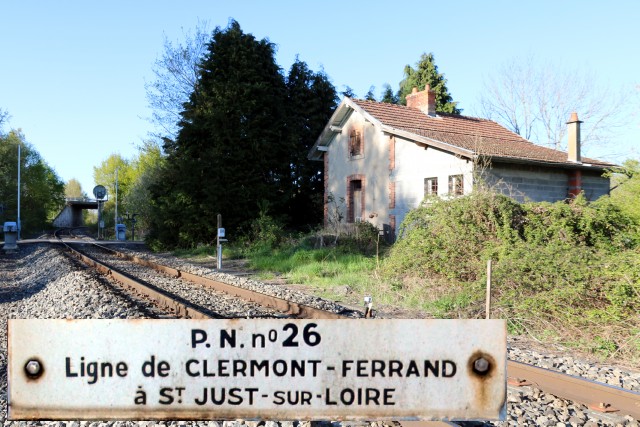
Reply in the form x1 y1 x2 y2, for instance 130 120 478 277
507 377 532 387
589 402 620 414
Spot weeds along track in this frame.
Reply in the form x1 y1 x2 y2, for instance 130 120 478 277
61 241 352 320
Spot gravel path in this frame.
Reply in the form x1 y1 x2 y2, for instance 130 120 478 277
1 244 639 426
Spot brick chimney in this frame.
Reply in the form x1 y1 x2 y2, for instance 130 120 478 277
406 86 436 116
567 112 582 163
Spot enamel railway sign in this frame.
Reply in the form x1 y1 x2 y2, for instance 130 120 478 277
8 319 506 421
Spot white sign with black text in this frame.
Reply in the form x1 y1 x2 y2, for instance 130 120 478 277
8 319 506 421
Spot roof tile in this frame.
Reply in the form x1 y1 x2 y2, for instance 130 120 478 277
351 99 613 168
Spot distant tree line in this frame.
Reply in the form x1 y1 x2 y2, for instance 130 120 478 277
0 129 65 236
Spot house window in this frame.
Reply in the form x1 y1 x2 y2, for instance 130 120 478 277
424 177 438 196
448 175 464 196
349 129 363 157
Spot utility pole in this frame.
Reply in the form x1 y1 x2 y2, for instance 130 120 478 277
114 167 118 239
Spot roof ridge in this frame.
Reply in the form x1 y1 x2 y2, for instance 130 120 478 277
352 98 492 122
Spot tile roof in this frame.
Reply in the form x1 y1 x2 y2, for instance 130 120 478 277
351 99 614 169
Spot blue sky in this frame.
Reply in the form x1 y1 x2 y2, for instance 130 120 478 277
1 1 639 195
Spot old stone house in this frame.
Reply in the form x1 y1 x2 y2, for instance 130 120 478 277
308 87 613 241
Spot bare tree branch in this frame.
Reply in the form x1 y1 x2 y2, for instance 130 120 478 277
0 108 10 135
479 57 629 151
144 20 211 140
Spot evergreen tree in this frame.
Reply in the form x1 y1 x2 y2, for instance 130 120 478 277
284 59 338 228
341 86 356 98
149 20 288 247
398 52 461 114
364 86 377 101
147 21 338 248
380 83 399 104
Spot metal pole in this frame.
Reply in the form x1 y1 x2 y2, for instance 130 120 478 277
216 214 222 270
114 168 118 239
17 142 20 240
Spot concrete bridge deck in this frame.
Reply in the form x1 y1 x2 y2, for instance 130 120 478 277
52 198 101 228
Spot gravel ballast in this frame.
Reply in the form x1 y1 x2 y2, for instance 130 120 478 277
1 244 639 426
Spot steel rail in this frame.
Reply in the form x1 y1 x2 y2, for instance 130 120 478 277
52 234 640 421
508 360 640 420
87 242 348 320
60 241 213 320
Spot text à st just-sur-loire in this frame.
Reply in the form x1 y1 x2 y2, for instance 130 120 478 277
63 326 458 407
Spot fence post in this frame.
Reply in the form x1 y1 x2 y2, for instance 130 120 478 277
486 259 492 319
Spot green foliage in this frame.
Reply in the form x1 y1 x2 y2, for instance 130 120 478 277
245 238 377 296
364 86 376 101
380 84 399 104
0 130 65 235
283 59 339 229
125 141 164 237
388 192 524 281
92 153 132 232
92 141 165 238
245 201 285 251
609 159 640 224
148 20 337 248
383 189 640 360
398 52 461 114
64 178 85 198
338 221 381 255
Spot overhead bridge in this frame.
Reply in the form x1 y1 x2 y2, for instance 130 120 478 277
52 198 99 228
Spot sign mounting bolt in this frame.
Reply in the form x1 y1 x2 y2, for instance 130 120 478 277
473 357 490 375
25 360 43 378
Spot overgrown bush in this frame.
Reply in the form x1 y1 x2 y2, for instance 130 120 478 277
336 221 382 255
383 189 640 361
386 191 525 281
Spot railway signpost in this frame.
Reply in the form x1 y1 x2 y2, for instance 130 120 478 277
93 185 107 240
8 319 506 421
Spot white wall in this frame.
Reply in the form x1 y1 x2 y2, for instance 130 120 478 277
326 113 390 230
391 138 472 234
326 110 473 239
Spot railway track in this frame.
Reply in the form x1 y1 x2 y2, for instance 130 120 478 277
58 238 353 321
7 238 640 425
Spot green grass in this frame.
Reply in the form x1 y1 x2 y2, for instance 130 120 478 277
247 245 378 301
172 245 216 258
168 191 640 364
